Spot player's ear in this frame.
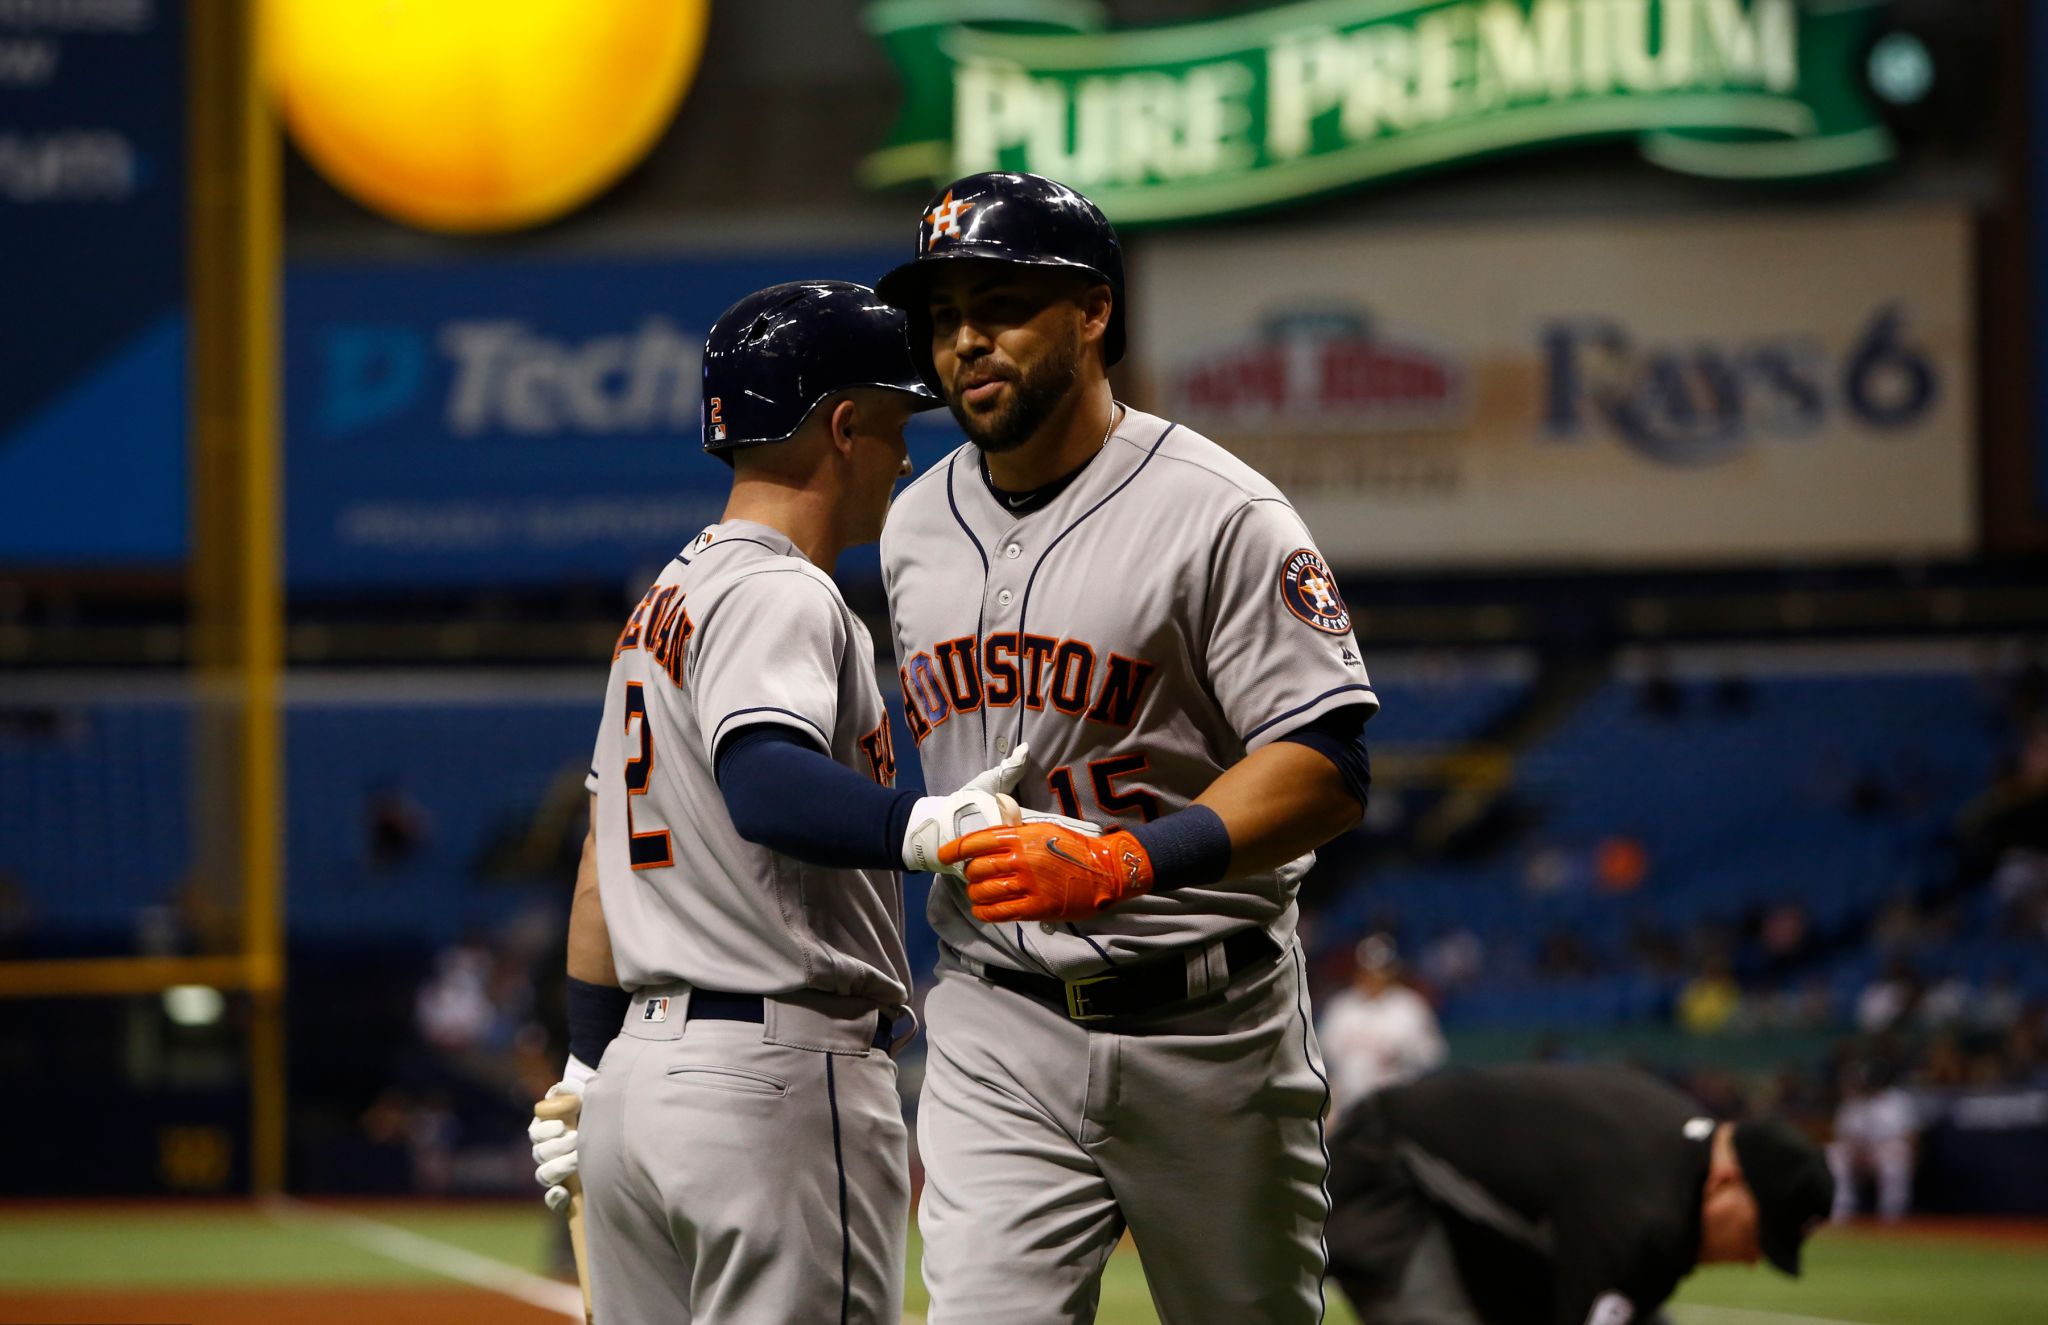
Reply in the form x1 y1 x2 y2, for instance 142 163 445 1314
826 394 861 461
1079 282 1112 350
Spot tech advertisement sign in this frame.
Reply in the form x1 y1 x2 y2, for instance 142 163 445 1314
865 0 1894 224
1134 209 1973 567
0 0 186 564
285 252 916 591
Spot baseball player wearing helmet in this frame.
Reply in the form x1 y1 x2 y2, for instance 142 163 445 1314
530 281 1080 1324
876 175 1379 1323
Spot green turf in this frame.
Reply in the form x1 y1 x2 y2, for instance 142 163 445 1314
0 1209 441 1287
3 1205 2040 1324
1671 1233 2045 1325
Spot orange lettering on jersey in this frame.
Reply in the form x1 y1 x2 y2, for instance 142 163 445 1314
898 666 933 743
983 633 1021 707
646 589 694 688
1088 653 1158 726
899 633 1158 745
906 651 952 731
858 716 897 785
1049 640 1095 715
617 585 694 687
1018 634 1058 710
935 636 982 711
614 588 656 658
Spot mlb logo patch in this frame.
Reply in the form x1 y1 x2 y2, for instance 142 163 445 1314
710 424 726 442
642 996 669 1023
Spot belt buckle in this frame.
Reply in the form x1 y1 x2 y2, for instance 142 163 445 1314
1063 973 1115 1022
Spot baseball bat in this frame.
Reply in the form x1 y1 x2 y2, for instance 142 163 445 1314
534 1093 595 1325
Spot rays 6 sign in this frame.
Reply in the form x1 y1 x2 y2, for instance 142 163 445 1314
864 0 1894 224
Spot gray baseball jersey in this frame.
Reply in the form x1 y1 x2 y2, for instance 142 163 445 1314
879 405 1377 979
588 518 911 1009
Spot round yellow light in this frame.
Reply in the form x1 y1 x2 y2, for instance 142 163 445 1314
265 0 710 233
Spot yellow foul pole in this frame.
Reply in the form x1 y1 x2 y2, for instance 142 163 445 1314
188 0 285 1197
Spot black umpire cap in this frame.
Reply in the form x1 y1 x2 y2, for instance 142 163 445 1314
1732 1119 1835 1275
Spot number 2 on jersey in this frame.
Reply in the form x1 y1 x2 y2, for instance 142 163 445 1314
623 682 673 869
1047 754 1160 822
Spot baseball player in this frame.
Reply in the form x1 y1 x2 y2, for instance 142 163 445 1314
1317 934 1447 1115
874 174 1379 1323
527 281 1070 1324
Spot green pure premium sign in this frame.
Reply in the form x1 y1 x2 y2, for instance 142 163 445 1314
864 0 1894 224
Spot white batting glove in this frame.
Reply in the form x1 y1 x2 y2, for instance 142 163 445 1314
902 744 1030 875
529 1056 594 1215
1018 807 1102 835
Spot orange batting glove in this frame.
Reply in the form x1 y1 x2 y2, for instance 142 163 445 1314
938 824 1154 923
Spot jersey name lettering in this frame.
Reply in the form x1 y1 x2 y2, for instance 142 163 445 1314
857 716 897 785
897 632 1158 743
614 584 695 687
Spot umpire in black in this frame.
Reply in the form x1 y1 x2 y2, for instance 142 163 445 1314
1327 1063 1835 1325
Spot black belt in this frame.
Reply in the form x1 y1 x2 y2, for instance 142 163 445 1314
977 930 1282 1024
687 990 895 1050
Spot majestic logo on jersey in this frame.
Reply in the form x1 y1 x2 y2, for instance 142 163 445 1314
1281 548 1351 635
923 189 973 247
896 632 1158 745
615 583 695 686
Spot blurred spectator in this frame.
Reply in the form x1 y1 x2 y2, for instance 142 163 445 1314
367 778 432 872
1856 957 1923 1035
1740 977 1834 1034
1990 849 2048 939
1593 833 1648 894
1758 902 1813 972
1679 958 1744 1040
1967 971 2025 1037
1828 1065 1916 1223
1677 957 1741 1036
1637 655 1683 718
1870 890 1926 955
1317 935 1445 1116
1522 843 1578 896
417 934 496 1052
1537 928 1595 978
1915 974 1972 1031
1417 925 1484 994
1710 669 1755 714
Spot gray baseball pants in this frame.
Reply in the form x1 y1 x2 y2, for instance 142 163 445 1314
916 938 1333 1324
579 984 909 1324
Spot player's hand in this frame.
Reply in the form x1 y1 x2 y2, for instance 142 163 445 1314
529 1058 593 1215
939 823 1154 923
902 744 1030 874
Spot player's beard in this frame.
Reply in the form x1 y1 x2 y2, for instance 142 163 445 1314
947 333 1081 455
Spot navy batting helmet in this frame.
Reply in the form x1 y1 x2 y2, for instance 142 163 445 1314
874 172 1125 393
700 280 941 456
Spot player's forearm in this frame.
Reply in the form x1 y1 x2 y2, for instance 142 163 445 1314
1196 740 1365 879
716 725 920 868
566 811 617 987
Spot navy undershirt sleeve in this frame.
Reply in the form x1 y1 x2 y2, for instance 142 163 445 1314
1274 702 1373 812
1132 704 1372 894
713 724 919 870
565 976 630 1067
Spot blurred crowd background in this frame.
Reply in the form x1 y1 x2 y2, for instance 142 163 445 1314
1 0 2043 1224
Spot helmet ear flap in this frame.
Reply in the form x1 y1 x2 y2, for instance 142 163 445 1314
904 304 943 396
